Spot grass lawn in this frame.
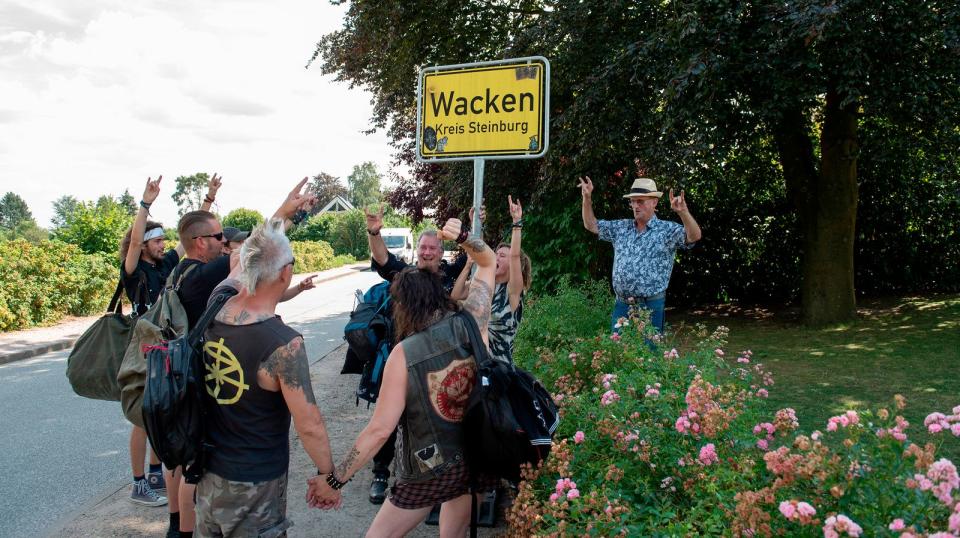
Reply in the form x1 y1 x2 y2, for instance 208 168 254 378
672 293 960 460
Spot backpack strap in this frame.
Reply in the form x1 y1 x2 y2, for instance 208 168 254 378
107 279 125 315
187 288 238 348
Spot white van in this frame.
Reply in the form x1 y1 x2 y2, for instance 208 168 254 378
381 228 415 264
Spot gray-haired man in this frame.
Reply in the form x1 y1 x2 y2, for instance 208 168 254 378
195 218 339 537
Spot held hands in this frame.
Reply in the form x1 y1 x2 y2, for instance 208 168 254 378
508 195 523 224
306 475 342 510
669 188 689 214
365 204 384 234
142 176 162 205
577 176 594 198
439 218 464 242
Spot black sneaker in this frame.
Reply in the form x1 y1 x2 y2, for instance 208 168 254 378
369 475 389 504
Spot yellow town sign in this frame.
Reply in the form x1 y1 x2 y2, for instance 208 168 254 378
416 57 550 161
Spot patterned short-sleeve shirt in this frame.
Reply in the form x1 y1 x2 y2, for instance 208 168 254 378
597 215 694 299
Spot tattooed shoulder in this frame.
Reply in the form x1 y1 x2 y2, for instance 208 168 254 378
261 337 317 405
464 279 493 328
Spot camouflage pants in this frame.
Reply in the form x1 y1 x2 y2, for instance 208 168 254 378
195 471 291 538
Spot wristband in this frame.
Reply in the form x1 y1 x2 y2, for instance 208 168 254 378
325 472 348 490
456 228 470 244
203 195 215 204
140 200 152 209
512 219 523 229
367 229 380 236
292 209 308 225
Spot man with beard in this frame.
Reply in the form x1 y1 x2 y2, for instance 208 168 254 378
118 174 219 512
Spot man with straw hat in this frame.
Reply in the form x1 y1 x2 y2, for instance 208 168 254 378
577 171 701 333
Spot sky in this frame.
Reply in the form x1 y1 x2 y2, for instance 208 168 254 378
0 0 396 229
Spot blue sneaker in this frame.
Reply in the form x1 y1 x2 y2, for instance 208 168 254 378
147 471 166 495
130 478 167 507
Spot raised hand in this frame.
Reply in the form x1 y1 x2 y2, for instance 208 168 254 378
206 173 222 198
365 203 384 234
508 195 523 224
142 176 162 205
577 176 594 198
669 188 688 214
468 201 486 225
277 177 312 218
439 218 464 242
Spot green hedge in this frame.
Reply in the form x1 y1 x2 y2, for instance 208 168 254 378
509 283 960 536
0 239 116 331
289 240 355 273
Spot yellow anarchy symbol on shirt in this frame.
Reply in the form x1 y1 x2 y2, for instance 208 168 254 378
203 338 249 405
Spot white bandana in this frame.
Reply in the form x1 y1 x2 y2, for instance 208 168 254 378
143 227 165 242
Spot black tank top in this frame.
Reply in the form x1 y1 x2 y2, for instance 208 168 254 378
202 316 301 482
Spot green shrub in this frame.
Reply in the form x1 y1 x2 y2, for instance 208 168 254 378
0 239 116 331
289 241 355 273
53 199 132 255
509 284 960 536
222 208 264 231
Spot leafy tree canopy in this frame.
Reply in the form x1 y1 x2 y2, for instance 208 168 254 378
347 162 382 209
0 192 34 230
308 172 349 212
222 208 265 232
315 0 960 324
172 172 211 217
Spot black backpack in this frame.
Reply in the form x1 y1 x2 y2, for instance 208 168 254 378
457 311 560 483
342 280 392 405
142 287 237 484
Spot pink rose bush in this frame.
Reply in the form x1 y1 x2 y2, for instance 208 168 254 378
504 291 960 537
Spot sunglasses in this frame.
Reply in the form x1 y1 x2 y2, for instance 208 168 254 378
193 232 224 241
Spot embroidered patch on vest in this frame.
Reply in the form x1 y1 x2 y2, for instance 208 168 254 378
415 444 443 471
426 357 477 422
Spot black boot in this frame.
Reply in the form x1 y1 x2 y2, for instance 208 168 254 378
369 471 389 505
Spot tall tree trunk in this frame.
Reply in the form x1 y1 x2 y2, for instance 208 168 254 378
773 91 859 325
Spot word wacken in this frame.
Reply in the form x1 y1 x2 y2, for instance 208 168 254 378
428 88 536 117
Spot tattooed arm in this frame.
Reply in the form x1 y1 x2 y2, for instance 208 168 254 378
328 344 407 484
440 219 495 345
263 337 335 474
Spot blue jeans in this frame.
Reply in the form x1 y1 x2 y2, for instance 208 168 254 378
610 295 666 334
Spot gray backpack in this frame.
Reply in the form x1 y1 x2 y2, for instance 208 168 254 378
117 263 196 428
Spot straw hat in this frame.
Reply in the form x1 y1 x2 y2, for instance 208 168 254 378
622 177 663 199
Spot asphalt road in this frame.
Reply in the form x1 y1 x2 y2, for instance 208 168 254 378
0 269 382 538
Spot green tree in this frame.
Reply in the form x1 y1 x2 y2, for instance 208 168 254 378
222 208 265 231
51 195 80 230
315 0 960 325
347 162 382 209
328 209 369 259
0 192 33 230
308 172 349 212
54 198 132 255
118 189 137 216
172 172 211 216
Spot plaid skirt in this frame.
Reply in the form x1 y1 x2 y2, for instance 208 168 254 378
389 460 498 510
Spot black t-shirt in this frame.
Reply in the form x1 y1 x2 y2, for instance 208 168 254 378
121 249 180 316
203 289 300 482
177 256 232 330
371 251 467 293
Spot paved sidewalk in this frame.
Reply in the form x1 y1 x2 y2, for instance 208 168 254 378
0 262 370 366
47 344 504 538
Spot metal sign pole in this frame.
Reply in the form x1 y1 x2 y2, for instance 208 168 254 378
472 158 484 238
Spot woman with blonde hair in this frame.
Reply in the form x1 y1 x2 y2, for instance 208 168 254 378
453 195 531 363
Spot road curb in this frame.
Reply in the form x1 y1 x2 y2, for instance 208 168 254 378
0 264 370 366
0 337 79 366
